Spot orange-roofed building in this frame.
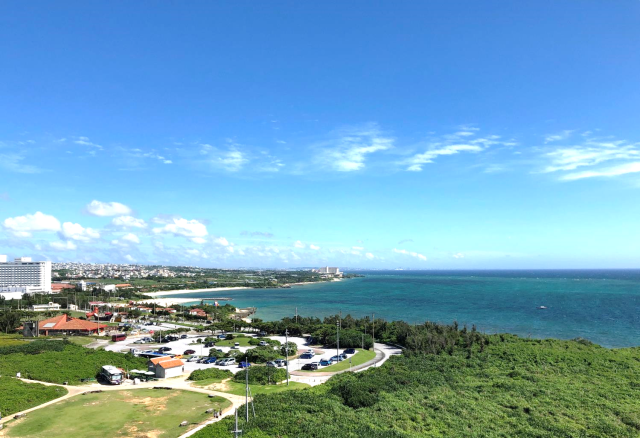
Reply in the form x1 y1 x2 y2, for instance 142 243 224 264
147 355 185 379
51 283 76 291
37 314 107 335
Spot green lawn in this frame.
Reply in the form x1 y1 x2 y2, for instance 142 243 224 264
2 388 231 438
0 377 68 417
64 336 97 346
213 337 254 347
223 381 310 396
300 349 376 373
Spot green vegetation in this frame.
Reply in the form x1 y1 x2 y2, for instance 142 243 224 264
193 333 640 437
0 340 147 384
188 368 233 382
0 377 68 416
1 388 231 438
301 349 376 373
280 341 298 357
214 337 254 347
215 381 309 397
244 346 280 363
232 366 288 385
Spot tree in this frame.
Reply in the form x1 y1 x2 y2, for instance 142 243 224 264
0 311 22 334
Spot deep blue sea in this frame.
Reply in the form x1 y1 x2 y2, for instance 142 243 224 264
166 270 640 348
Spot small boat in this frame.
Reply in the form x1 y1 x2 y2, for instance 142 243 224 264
537 306 547 310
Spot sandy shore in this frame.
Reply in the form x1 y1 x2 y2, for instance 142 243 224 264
145 286 252 297
135 298 203 307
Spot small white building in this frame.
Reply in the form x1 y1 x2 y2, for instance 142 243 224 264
30 302 62 312
147 356 185 379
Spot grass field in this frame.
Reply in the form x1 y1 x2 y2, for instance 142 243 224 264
300 349 376 373
0 377 68 417
1 389 231 438
213 337 254 347
199 379 309 396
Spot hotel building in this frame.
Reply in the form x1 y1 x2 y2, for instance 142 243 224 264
0 255 52 296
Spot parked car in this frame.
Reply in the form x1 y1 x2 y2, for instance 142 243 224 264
305 349 315 355
142 337 154 343
299 353 314 360
183 349 196 355
216 358 236 366
204 342 216 348
217 334 227 339
319 359 333 366
265 361 277 367
187 356 201 362
343 348 356 355
258 340 268 347
339 354 348 360
202 357 218 364
274 359 287 367
258 331 267 337
133 339 145 344
330 355 344 362
301 362 319 371
238 361 251 368
159 347 172 352
180 334 188 339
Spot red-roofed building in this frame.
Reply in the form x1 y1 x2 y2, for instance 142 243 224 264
188 308 207 318
147 356 185 379
51 283 76 291
37 314 107 335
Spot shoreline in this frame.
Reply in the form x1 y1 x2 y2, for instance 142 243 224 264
145 286 252 297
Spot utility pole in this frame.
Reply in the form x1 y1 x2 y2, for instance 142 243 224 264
285 329 289 386
295 307 298 324
336 321 340 360
232 409 242 438
245 364 249 422
372 312 375 367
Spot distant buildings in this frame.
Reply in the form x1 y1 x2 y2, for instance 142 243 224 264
313 266 343 278
0 255 52 298
30 302 62 312
35 314 107 335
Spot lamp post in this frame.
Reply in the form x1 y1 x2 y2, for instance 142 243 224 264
285 329 289 386
336 320 340 361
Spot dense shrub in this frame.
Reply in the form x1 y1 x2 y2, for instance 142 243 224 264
0 343 147 384
232 366 288 385
0 339 68 355
244 346 280 363
0 376 68 416
188 368 233 381
280 341 298 357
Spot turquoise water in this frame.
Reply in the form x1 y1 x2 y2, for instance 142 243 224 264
167 270 640 348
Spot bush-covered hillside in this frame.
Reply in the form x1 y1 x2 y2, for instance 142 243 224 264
0 340 148 384
193 335 640 437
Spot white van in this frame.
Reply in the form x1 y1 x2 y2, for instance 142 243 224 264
216 358 236 366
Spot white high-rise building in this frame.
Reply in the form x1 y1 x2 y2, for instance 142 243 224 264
0 256 52 295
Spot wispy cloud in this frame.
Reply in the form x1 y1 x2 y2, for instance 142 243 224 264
86 200 133 217
541 134 640 180
200 144 248 172
314 124 393 172
403 128 507 172
0 153 42 174
241 231 274 238
74 136 103 150
393 248 427 261
544 130 574 143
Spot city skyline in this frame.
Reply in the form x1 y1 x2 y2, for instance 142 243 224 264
2 2 640 268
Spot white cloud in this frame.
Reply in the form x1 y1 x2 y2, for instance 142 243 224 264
60 222 100 241
316 125 393 172
74 136 103 149
86 200 132 217
404 128 507 172
365 252 375 260
0 154 42 174
122 233 140 244
152 217 208 239
406 144 484 172
111 216 147 228
191 237 207 244
213 237 229 246
453 252 465 259
124 254 136 263
294 240 305 249
544 130 574 143
352 246 364 251
200 144 248 172
542 138 640 175
393 248 427 261
50 240 77 250
562 161 640 181
3 212 61 237
309 244 320 250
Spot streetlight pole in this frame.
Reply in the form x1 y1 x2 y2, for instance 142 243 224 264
372 312 375 367
285 329 289 386
245 364 249 423
336 320 340 361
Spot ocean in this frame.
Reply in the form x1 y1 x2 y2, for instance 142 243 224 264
161 270 640 348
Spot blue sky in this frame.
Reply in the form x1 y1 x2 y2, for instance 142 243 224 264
1 1 639 269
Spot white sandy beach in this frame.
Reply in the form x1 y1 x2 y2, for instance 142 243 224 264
135 297 202 307
144 286 252 297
